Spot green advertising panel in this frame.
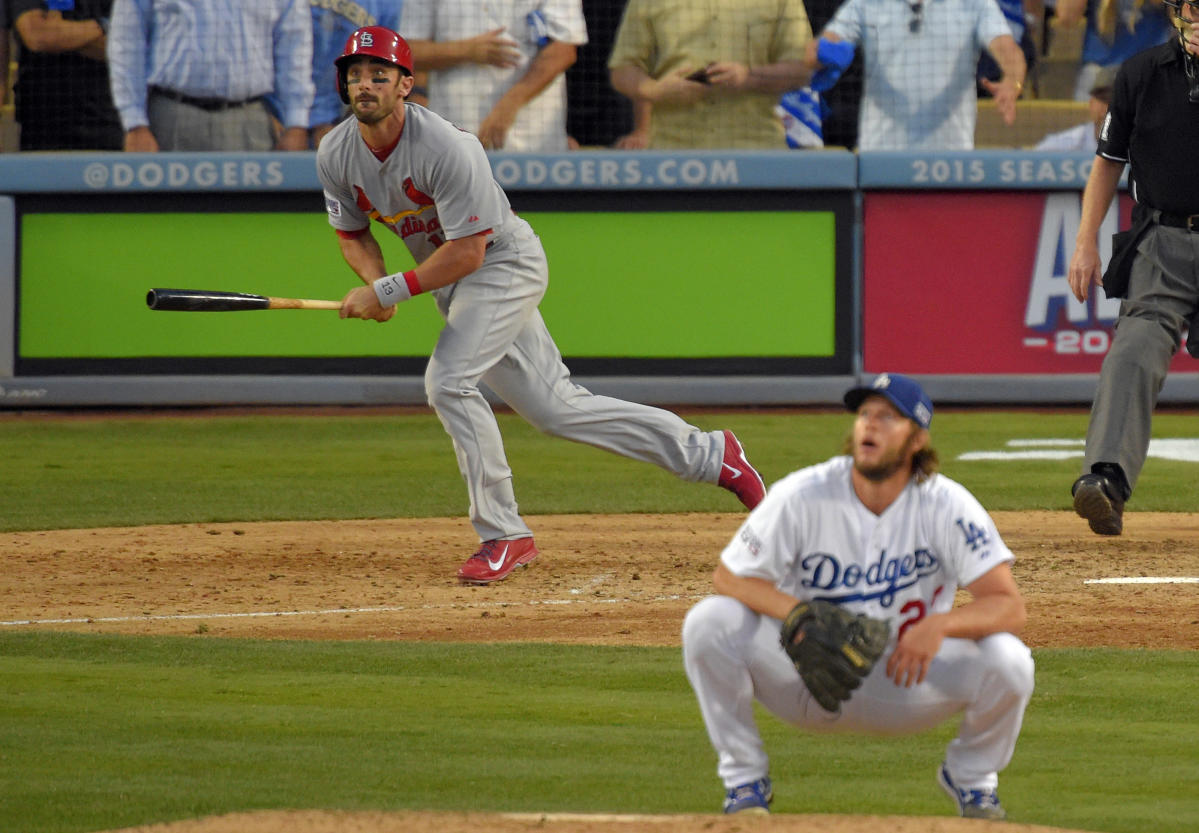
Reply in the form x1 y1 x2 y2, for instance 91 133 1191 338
19 210 835 360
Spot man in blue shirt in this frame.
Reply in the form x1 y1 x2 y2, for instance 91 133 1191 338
267 0 403 148
807 0 1026 150
1055 0 1173 100
107 0 315 151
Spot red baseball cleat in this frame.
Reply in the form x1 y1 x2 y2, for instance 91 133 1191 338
456 537 539 585
718 430 766 510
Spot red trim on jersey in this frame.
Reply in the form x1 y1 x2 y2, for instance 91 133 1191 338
365 130 402 162
335 227 369 240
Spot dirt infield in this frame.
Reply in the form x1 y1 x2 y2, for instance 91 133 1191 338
4 511 1195 648
5 510 1196 833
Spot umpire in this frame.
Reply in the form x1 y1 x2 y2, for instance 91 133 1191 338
1067 0 1199 536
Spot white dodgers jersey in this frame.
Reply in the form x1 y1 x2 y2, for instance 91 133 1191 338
722 456 1013 628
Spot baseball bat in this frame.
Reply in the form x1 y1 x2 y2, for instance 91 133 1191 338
146 288 343 312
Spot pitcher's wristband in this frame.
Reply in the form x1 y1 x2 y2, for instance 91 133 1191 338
372 270 421 308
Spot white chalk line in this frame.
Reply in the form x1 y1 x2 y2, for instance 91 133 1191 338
10 576 1192 627
0 590 703 627
570 572 614 595
1085 577 1199 585
503 813 701 823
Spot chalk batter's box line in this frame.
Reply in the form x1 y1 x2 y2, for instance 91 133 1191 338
0 592 704 627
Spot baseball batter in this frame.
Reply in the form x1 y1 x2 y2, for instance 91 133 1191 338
682 373 1034 818
316 27 766 584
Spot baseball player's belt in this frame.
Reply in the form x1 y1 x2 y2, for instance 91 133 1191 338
150 86 265 112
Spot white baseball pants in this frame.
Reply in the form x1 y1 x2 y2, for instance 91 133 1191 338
682 595 1035 791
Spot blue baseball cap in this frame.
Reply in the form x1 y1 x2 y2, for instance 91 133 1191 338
844 373 933 429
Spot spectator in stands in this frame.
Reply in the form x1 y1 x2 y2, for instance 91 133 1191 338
107 0 314 152
979 0 1039 95
1034 66 1114 149
804 0 863 148
268 0 403 149
11 0 122 150
807 0 1027 150
401 1 586 152
0 2 11 151
566 0 634 147
607 0 812 149
1055 0 1172 100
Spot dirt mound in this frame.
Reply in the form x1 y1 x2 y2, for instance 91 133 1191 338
100 809 1101 833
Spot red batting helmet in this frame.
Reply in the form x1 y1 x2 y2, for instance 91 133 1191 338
335 26 415 104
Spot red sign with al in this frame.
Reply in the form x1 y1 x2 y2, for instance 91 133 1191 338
861 191 1194 374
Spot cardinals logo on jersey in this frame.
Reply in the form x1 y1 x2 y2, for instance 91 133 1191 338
351 184 444 246
352 183 435 227
354 185 373 214
403 177 435 206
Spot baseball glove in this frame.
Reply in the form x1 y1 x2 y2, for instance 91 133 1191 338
779 600 891 712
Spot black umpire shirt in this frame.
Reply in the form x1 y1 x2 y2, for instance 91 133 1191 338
1097 39 1199 216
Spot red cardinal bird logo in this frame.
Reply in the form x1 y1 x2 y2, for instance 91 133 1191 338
403 177 435 206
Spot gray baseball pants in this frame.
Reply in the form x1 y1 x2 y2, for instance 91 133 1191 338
426 228 724 542
1085 224 1199 492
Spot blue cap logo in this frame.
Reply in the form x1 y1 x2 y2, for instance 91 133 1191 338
844 373 933 429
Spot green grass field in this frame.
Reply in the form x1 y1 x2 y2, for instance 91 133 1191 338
6 407 1199 532
1 408 1197 833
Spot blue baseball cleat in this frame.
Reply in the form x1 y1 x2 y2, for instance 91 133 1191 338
938 762 1006 820
723 776 773 815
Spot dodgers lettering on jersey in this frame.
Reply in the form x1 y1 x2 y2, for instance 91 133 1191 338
315 103 533 264
721 456 1013 624
798 546 941 608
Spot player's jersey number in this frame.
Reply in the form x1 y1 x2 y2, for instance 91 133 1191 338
897 585 944 641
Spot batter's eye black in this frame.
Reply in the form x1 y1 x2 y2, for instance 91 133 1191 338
909 1 924 33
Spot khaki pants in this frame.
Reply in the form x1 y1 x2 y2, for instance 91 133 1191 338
148 93 274 152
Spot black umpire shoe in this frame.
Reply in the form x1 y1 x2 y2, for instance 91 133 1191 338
1072 472 1125 536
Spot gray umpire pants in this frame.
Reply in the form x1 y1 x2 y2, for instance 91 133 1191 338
426 227 724 542
147 93 274 151
1084 224 1199 493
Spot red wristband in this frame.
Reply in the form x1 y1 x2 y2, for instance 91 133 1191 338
403 270 422 296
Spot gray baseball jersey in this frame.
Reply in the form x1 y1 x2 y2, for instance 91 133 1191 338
316 102 725 542
317 102 531 262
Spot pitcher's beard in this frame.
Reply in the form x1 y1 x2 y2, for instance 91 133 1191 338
852 433 921 482
853 453 908 483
